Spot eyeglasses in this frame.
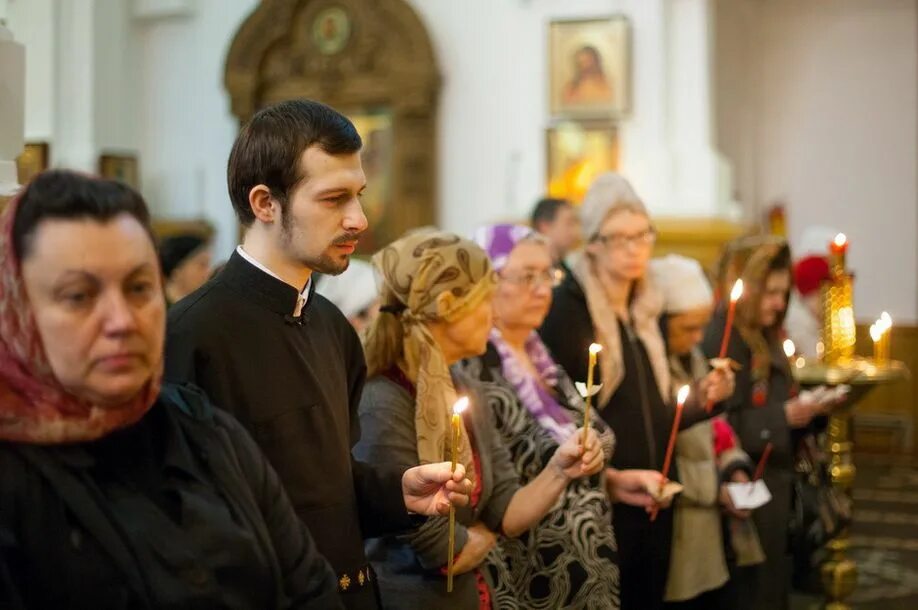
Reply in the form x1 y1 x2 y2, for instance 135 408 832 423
499 268 564 290
594 227 657 250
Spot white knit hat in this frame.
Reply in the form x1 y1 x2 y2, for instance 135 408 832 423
316 259 379 319
580 172 648 241
649 254 714 314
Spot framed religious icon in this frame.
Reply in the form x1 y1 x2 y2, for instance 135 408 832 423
546 122 619 204
16 142 49 186
348 109 394 254
549 16 631 118
312 6 352 56
99 153 139 189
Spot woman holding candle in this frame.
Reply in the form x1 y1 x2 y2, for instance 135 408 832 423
650 255 761 610
702 238 836 610
355 229 605 609
459 224 670 609
539 173 736 610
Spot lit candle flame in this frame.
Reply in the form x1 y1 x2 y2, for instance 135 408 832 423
834 233 847 247
870 324 882 342
452 396 469 415
677 385 690 406
730 279 744 302
589 343 603 355
880 311 892 330
783 339 795 359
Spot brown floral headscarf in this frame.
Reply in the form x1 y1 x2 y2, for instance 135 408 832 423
367 230 496 475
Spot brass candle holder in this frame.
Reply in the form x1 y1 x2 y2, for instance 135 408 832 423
821 274 856 366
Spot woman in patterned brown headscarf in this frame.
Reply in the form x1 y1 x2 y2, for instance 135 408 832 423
356 229 606 610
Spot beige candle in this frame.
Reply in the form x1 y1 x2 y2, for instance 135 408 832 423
447 396 469 593
583 343 603 446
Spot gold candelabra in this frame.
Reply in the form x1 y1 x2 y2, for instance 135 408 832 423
821 235 855 366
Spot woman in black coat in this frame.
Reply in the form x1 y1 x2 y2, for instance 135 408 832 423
539 173 734 610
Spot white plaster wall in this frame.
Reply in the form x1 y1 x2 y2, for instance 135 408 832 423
715 0 918 323
131 0 728 259
7 0 55 143
9 0 730 260
133 0 258 257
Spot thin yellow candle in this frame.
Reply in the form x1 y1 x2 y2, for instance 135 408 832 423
870 323 883 365
583 343 603 446
880 312 893 363
447 396 469 593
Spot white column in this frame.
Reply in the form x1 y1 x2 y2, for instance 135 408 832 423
0 15 25 196
53 0 97 172
664 0 738 217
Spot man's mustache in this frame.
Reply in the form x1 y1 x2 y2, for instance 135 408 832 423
332 231 364 246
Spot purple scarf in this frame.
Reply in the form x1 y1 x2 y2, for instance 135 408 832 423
489 328 575 443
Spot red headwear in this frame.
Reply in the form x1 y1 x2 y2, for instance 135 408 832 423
0 189 160 444
793 255 831 297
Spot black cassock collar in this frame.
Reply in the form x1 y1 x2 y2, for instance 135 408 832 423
217 251 317 324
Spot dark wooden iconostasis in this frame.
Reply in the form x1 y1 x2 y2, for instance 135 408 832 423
224 0 440 253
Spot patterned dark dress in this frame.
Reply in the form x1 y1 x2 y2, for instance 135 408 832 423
461 339 620 610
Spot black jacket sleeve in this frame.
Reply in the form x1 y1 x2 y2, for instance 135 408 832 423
217 412 343 610
164 315 241 421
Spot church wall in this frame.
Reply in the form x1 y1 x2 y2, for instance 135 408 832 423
8 0 55 143
715 0 918 323
8 0 917 325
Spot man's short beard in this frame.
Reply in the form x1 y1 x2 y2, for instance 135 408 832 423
309 252 350 275
279 211 354 276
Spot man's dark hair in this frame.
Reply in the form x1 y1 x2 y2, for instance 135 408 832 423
13 170 153 261
227 99 363 226
530 197 571 229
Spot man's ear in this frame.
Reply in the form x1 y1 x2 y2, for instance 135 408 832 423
249 185 277 224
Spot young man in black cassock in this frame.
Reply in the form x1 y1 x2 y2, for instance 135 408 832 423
164 100 471 610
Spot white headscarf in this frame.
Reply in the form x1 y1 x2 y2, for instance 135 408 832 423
650 255 714 314
579 172 647 241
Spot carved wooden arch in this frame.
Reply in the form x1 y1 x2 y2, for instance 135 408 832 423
224 0 440 252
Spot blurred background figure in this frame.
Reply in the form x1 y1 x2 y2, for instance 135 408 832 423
784 225 837 359
530 197 581 276
785 254 831 359
316 258 380 334
651 254 754 610
159 232 213 307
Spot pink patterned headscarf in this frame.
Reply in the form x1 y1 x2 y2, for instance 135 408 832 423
0 189 160 444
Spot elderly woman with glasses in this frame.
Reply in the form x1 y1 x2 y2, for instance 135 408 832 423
457 224 671 609
539 173 735 610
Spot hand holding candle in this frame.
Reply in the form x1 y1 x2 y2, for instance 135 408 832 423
447 396 469 593
651 385 690 522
